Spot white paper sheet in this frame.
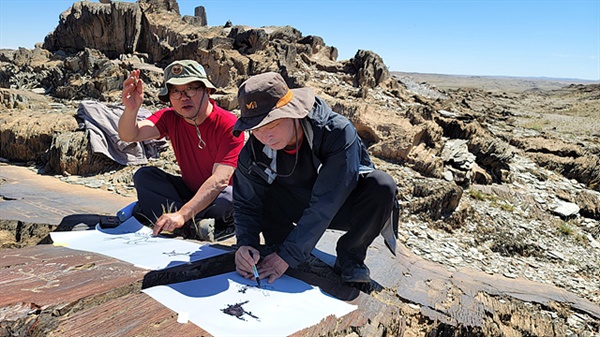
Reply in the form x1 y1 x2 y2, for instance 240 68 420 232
143 271 357 337
50 217 227 270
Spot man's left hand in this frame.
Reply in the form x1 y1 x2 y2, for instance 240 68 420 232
258 252 289 283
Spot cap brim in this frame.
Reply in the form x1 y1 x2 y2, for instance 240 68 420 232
158 78 217 102
233 87 315 137
166 77 199 86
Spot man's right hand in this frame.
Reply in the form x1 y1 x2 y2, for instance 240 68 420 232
122 69 144 111
235 246 260 280
152 212 185 236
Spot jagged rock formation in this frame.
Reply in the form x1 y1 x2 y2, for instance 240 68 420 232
1 0 599 336
44 2 143 57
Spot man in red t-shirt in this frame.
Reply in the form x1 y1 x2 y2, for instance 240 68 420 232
119 60 244 239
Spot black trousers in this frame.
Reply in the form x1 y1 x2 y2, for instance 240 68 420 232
133 166 233 224
261 169 397 263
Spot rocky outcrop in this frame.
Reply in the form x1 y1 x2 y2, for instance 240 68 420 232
528 152 600 192
41 0 342 94
351 49 390 88
0 109 78 163
44 1 143 58
511 137 600 191
1 0 597 220
410 177 463 219
45 130 123 176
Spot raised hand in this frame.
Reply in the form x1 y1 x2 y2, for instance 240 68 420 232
121 69 144 111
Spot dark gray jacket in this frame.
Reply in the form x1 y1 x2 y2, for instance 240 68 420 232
233 97 374 268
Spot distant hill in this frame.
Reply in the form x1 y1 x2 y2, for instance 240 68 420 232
391 71 599 92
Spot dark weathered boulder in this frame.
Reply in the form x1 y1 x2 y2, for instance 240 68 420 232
577 190 600 219
350 49 390 88
0 109 78 163
44 1 143 58
44 130 122 176
468 135 514 183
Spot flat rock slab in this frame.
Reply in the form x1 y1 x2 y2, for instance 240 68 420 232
49 293 209 337
0 245 146 336
0 164 136 225
0 245 146 308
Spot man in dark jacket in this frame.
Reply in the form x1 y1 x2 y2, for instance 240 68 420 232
232 72 398 284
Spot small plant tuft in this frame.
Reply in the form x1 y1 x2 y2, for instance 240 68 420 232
469 189 489 201
558 222 573 236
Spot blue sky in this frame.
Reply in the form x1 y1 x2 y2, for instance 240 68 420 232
1 0 598 80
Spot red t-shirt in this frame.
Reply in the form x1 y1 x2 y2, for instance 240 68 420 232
147 100 244 192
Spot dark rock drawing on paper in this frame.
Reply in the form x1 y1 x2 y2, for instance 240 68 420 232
221 301 260 321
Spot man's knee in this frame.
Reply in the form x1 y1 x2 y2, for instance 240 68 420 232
363 170 397 201
207 186 234 218
133 166 162 186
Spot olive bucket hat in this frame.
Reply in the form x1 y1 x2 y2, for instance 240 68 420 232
158 60 217 102
233 72 315 137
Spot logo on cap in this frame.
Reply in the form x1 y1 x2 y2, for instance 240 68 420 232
246 101 257 110
172 65 183 75
196 65 206 76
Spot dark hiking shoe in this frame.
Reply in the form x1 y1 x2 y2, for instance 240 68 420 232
214 218 235 241
334 258 371 283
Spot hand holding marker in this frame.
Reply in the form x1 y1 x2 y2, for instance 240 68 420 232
250 251 261 287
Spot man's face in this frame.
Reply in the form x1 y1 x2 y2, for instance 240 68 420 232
169 81 208 118
252 118 297 150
